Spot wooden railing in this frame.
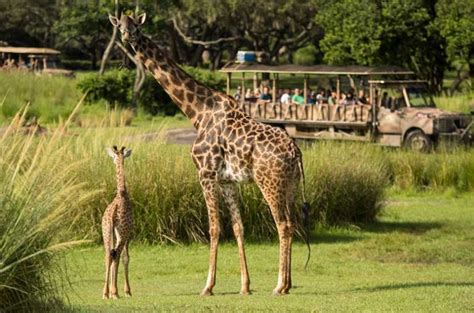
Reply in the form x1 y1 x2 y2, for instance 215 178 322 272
241 102 372 123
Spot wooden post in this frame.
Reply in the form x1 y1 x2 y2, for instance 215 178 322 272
241 72 245 104
226 72 231 95
253 72 258 92
272 73 277 103
304 75 308 104
336 76 341 101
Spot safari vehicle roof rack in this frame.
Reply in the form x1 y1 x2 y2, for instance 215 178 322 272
368 79 428 85
220 63 414 76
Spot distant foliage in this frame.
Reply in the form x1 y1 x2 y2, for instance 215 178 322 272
77 68 224 115
294 45 320 66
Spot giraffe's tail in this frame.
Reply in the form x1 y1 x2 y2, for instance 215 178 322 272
297 154 311 270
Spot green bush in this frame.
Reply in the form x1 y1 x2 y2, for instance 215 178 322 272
294 44 320 65
77 67 225 116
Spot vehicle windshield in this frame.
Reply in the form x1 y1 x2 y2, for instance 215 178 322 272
406 86 435 108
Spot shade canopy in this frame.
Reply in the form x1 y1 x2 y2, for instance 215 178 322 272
220 63 414 76
0 47 61 55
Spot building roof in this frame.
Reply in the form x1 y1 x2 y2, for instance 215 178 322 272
220 63 414 76
0 47 61 55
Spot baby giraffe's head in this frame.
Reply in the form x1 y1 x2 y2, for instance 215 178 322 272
108 12 146 45
107 145 132 166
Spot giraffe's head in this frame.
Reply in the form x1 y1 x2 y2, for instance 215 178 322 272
107 145 132 165
108 13 146 45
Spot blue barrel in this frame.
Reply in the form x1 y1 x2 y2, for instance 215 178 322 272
237 51 256 63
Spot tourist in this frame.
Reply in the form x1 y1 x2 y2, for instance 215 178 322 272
292 88 305 105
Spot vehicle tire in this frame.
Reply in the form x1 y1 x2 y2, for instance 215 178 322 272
404 130 432 152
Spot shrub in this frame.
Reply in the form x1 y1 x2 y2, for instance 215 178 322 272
77 66 225 116
294 44 320 65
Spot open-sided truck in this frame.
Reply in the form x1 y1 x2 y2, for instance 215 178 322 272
220 63 473 151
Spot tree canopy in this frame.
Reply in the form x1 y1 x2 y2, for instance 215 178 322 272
0 0 472 92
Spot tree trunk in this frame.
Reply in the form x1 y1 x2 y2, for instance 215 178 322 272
100 0 119 75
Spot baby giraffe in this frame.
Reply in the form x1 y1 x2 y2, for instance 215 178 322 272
102 145 133 299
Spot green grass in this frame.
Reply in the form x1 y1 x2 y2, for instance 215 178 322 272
63 193 474 312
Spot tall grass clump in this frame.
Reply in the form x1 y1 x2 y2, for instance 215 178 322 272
0 107 96 311
303 142 389 224
434 92 473 113
62 133 390 243
386 147 474 192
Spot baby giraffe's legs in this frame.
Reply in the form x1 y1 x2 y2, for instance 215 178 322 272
122 242 131 297
110 239 126 299
103 250 112 299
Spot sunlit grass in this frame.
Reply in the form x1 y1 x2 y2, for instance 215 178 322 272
63 193 474 312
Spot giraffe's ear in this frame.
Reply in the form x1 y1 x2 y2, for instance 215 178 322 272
107 148 116 159
109 15 119 27
124 148 132 158
136 13 146 25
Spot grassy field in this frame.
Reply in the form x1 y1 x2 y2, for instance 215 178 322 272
63 193 474 312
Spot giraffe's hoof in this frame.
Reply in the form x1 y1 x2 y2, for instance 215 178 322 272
272 289 285 296
111 293 119 300
240 289 251 296
102 294 109 300
125 291 132 297
200 288 214 296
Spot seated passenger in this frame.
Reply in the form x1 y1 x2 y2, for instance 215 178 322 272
341 90 356 106
316 89 326 104
328 90 338 105
291 88 305 105
280 89 291 104
357 89 368 104
245 88 254 100
259 86 272 102
233 86 242 101
254 88 261 98
381 92 389 108
309 91 317 104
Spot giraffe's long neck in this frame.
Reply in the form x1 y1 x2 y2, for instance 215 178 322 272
131 35 214 129
115 161 127 196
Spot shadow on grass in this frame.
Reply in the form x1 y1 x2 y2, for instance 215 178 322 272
362 221 442 234
354 281 474 292
312 232 361 244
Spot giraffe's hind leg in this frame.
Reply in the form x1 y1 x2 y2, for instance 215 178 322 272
102 219 113 299
255 174 292 295
103 250 112 299
282 179 298 294
221 183 251 295
122 242 131 297
110 234 126 299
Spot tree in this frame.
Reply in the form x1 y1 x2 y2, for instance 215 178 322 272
54 1 112 69
316 0 447 92
0 0 60 47
171 0 322 67
436 0 474 91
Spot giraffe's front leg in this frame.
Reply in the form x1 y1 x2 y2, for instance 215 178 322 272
199 175 221 296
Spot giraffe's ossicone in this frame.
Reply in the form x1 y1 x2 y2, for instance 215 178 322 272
109 13 309 296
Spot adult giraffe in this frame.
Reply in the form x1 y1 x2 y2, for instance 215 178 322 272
109 12 309 296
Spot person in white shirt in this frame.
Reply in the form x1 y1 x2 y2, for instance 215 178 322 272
280 89 291 104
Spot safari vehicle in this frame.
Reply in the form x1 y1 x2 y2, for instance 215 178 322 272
220 63 473 151
0 46 73 77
